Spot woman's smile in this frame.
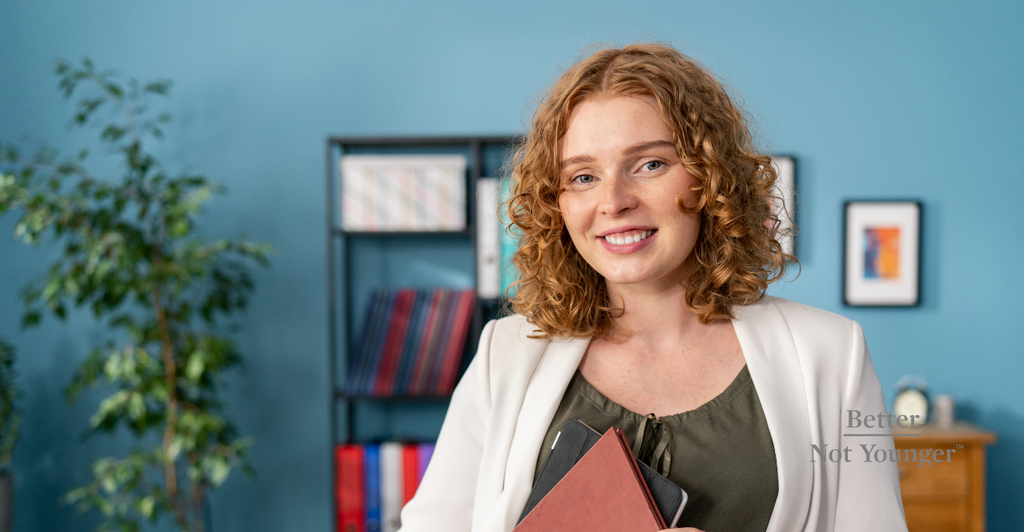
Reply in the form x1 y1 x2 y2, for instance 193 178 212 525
598 228 657 254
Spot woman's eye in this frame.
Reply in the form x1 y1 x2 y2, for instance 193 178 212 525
572 174 595 184
641 160 664 172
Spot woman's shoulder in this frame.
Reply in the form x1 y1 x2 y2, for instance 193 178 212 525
488 312 537 338
476 313 551 368
761 295 858 331
479 313 586 369
736 295 867 365
739 295 859 333
482 313 550 353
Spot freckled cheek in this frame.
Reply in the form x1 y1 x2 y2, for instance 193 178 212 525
557 197 587 240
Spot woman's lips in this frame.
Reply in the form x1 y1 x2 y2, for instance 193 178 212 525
598 229 657 254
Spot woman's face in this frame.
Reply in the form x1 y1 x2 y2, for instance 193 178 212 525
557 95 700 293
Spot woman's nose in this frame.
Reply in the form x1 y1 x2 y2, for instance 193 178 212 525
599 175 638 215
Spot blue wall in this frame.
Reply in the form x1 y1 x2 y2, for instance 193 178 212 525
1 0 1022 530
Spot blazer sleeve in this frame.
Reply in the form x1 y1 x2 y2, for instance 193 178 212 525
396 319 496 532
832 320 909 532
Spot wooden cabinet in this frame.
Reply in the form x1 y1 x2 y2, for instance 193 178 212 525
894 423 996 532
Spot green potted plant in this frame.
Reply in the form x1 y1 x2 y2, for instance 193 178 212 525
0 339 18 532
0 59 272 532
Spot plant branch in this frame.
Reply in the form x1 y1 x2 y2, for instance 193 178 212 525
150 260 186 529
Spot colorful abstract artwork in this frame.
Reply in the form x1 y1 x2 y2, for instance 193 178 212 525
844 201 921 306
863 226 900 279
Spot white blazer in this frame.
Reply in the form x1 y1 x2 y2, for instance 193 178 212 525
398 296 908 532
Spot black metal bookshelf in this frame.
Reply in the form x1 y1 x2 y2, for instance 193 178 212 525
325 135 519 527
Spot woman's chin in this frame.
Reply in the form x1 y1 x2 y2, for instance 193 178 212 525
601 270 687 293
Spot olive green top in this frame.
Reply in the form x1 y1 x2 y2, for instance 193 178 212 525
534 365 779 532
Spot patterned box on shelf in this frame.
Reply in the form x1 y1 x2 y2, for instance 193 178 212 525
340 155 467 232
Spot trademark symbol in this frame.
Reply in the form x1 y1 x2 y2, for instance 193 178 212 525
956 444 964 449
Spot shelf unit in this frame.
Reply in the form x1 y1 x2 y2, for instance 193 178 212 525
326 135 519 524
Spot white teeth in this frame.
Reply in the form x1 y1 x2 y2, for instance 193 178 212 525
604 230 652 245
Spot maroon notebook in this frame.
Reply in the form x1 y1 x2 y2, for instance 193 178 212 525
513 427 667 532
373 289 416 395
435 289 476 394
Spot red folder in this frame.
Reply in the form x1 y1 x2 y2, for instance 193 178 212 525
513 427 666 532
402 444 420 504
336 444 365 532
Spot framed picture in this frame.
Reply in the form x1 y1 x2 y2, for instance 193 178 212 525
770 156 797 258
843 201 921 306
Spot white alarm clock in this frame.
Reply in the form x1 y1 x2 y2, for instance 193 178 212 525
893 375 929 425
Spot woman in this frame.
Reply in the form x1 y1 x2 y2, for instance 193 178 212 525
398 43 907 532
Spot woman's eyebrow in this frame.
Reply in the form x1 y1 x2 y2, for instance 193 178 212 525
559 140 675 169
623 140 676 155
559 154 594 170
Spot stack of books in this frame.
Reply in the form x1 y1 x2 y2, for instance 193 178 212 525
344 288 477 396
335 442 435 532
514 421 687 531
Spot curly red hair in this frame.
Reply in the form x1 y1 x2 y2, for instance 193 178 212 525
505 43 794 339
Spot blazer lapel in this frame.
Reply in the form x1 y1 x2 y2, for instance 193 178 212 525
733 297 813 532
483 334 590 532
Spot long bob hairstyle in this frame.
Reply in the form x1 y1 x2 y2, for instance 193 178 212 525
506 43 794 339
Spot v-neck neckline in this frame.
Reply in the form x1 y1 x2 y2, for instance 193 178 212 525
569 364 754 422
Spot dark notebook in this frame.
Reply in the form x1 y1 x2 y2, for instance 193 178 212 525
518 418 688 528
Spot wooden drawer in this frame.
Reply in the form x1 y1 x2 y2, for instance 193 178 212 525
893 423 996 532
903 500 967 532
897 453 966 499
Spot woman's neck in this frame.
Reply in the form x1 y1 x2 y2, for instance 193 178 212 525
583 276 745 417
603 277 705 348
